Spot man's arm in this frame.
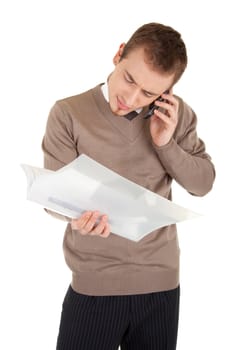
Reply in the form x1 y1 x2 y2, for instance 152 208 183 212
42 102 78 171
151 97 215 196
42 101 110 237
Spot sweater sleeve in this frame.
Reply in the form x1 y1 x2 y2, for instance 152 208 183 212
153 100 216 196
41 101 78 221
42 101 78 170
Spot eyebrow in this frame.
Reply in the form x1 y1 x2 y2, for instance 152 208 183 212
125 70 159 96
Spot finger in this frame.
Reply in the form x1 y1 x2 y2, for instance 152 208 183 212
90 215 108 236
71 211 92 230
155 101 178 122
83 211 101 232
72 211 100 234
153 108 174 124
100 222 111 238
161 92 177 105
156 95 177 110
161 95 179 114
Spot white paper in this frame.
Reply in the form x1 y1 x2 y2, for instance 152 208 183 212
21 154 200 241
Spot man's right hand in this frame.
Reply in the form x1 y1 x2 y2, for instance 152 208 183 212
71 211 111 238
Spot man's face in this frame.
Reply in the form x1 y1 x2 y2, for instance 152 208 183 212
108 46 174 116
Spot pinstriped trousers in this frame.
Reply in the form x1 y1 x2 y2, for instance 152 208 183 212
56 285 180 350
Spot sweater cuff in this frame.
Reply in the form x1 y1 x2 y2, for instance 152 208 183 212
152 138 188 171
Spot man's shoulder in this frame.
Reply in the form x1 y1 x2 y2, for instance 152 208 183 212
55 84 102 109
48 84 104 125
173 94 198 140
175 95 196 122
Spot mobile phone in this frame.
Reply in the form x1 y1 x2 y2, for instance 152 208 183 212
143 90 169 119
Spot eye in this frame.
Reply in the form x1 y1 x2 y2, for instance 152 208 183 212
143 91 154 98
124 74 134 84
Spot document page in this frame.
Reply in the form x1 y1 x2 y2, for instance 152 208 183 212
21 155 200 241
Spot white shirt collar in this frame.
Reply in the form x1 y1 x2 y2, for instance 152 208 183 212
101 82 109 102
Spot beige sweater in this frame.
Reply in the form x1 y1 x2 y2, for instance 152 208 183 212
42 84 215 296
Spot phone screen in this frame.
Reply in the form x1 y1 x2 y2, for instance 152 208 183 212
144 90 169 119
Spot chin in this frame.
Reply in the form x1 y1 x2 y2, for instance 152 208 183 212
111 106 124 116
113 111 123 117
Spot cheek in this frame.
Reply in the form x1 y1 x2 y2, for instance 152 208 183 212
109 76 122 97
136 96 152 108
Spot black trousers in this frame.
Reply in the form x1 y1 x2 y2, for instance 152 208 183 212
56 285 180 350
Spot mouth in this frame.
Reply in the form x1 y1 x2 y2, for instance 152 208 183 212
117 97 130 112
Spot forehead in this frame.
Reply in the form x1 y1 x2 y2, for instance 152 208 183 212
119 47 174 94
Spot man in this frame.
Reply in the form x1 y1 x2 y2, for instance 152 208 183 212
42 22 215 350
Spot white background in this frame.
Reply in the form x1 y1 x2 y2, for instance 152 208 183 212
1 0 246 349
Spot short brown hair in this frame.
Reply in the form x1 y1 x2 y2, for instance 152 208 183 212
121 22 188 85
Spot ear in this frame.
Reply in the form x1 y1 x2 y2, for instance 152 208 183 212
113 43 125 65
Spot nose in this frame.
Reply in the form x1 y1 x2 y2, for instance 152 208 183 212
125 88 141 108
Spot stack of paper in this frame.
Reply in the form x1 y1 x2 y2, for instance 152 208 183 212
21 154 200 241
